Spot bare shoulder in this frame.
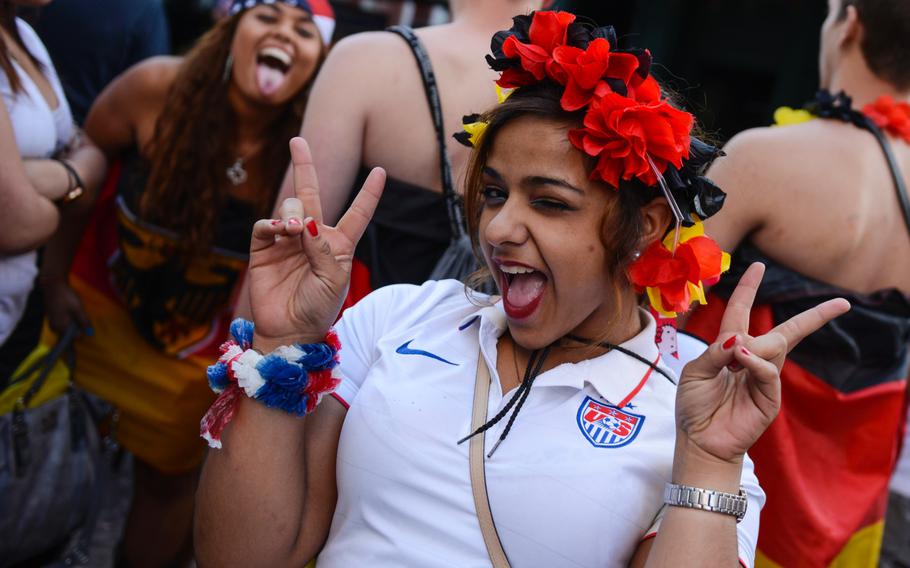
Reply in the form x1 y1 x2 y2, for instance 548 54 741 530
114 56 183 100
710 120 851 198
325 31 411 73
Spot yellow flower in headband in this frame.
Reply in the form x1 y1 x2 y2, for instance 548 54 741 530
496 84 514 104
454 113 489 148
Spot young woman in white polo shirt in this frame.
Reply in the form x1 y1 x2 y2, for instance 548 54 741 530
195 11 850 567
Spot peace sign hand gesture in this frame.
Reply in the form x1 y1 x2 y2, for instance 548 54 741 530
677 262 850 464
246 137 386 350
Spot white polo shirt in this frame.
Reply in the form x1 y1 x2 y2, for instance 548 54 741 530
319 280 763 568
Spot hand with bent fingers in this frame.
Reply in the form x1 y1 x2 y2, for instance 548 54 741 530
247 137 386 348
677 262 851 464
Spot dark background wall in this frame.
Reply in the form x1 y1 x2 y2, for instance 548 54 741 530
163 0 828 143
561 0 827 141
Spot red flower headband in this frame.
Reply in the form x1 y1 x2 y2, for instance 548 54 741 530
472 11 730 318
488 11 692 189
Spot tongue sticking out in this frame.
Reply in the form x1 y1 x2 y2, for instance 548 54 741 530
506 272 547 308
256 64 287 97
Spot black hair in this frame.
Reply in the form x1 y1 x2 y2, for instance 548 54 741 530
838 0 910 90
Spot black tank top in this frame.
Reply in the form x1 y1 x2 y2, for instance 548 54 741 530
347 26 462 296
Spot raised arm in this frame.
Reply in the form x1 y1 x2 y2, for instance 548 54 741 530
632 263 850 567
234 36 371 320
195 138 385 566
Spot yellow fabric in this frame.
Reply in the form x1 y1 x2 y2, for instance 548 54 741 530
496 84 513 104
755 521 884 568
64 275 215 474
773 106 816 127
829 521 883 568
0 342 70 415
773 106 816 126
114 203 248 356
462 120 489 147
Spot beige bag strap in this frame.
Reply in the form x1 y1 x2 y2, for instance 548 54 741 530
469 351 512 568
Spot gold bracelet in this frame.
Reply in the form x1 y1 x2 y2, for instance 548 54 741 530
53 158 85 204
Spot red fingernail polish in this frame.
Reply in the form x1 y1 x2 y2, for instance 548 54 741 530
270 219 280 226
741 347 751 356
288 218 301 226
727 362 743 372
722 336 736 350
306 219 318 237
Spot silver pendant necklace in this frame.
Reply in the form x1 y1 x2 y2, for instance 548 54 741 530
226 157 248 185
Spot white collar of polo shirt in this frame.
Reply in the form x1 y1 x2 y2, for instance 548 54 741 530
457 303 666 409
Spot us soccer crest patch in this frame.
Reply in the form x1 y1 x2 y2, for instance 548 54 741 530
577 396 645 448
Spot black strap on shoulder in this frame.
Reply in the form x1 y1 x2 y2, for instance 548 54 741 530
810 91 910 238
860 116 910 238
387 25 465 238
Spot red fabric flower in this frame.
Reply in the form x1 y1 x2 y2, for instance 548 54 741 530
863 95 910 143
501 36 551 83
628 73 661 104
552 39 641 111
568 93 693 188
528 10 576 53
627 235 726 313
498 11 576 88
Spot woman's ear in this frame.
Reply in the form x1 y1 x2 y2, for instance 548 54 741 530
639 198 673 247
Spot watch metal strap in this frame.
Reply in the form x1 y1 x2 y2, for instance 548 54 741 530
663 482 747 523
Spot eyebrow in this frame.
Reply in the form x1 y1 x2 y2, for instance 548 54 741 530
526 175 584 194
483 167 584 194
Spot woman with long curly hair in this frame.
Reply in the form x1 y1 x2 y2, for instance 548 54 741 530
39 1 334 565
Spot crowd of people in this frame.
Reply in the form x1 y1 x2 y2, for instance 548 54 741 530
0 0 908 567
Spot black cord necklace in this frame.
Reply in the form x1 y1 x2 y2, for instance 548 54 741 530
458 344 552 458
458 329 676 457
564 334 677 386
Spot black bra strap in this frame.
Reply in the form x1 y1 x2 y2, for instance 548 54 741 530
387 26 465 238
859 116 910 238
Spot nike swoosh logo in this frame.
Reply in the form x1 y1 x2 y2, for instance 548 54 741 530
395 340 458 366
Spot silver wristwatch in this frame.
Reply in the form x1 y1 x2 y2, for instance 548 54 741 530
663 482 747 523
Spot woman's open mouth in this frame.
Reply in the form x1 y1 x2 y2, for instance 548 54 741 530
255 46 292 96
497 262 548 320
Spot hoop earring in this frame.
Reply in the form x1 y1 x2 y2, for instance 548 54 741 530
222 53 234 83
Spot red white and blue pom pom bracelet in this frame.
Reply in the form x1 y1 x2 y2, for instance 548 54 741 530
200 318 342 449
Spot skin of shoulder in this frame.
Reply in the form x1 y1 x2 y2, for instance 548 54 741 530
298 31 414 224
704 119 854 252
315 31 414 96
84 56 182 157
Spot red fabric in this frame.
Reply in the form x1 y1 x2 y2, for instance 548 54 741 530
568 93 692 188
686 297 906 566
862 95 910 143
341 257 373 313
71 161 122 297
552 39 639 111
69 160 234 359
497 11 576 89
628 235 726 313
200 384 243 447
